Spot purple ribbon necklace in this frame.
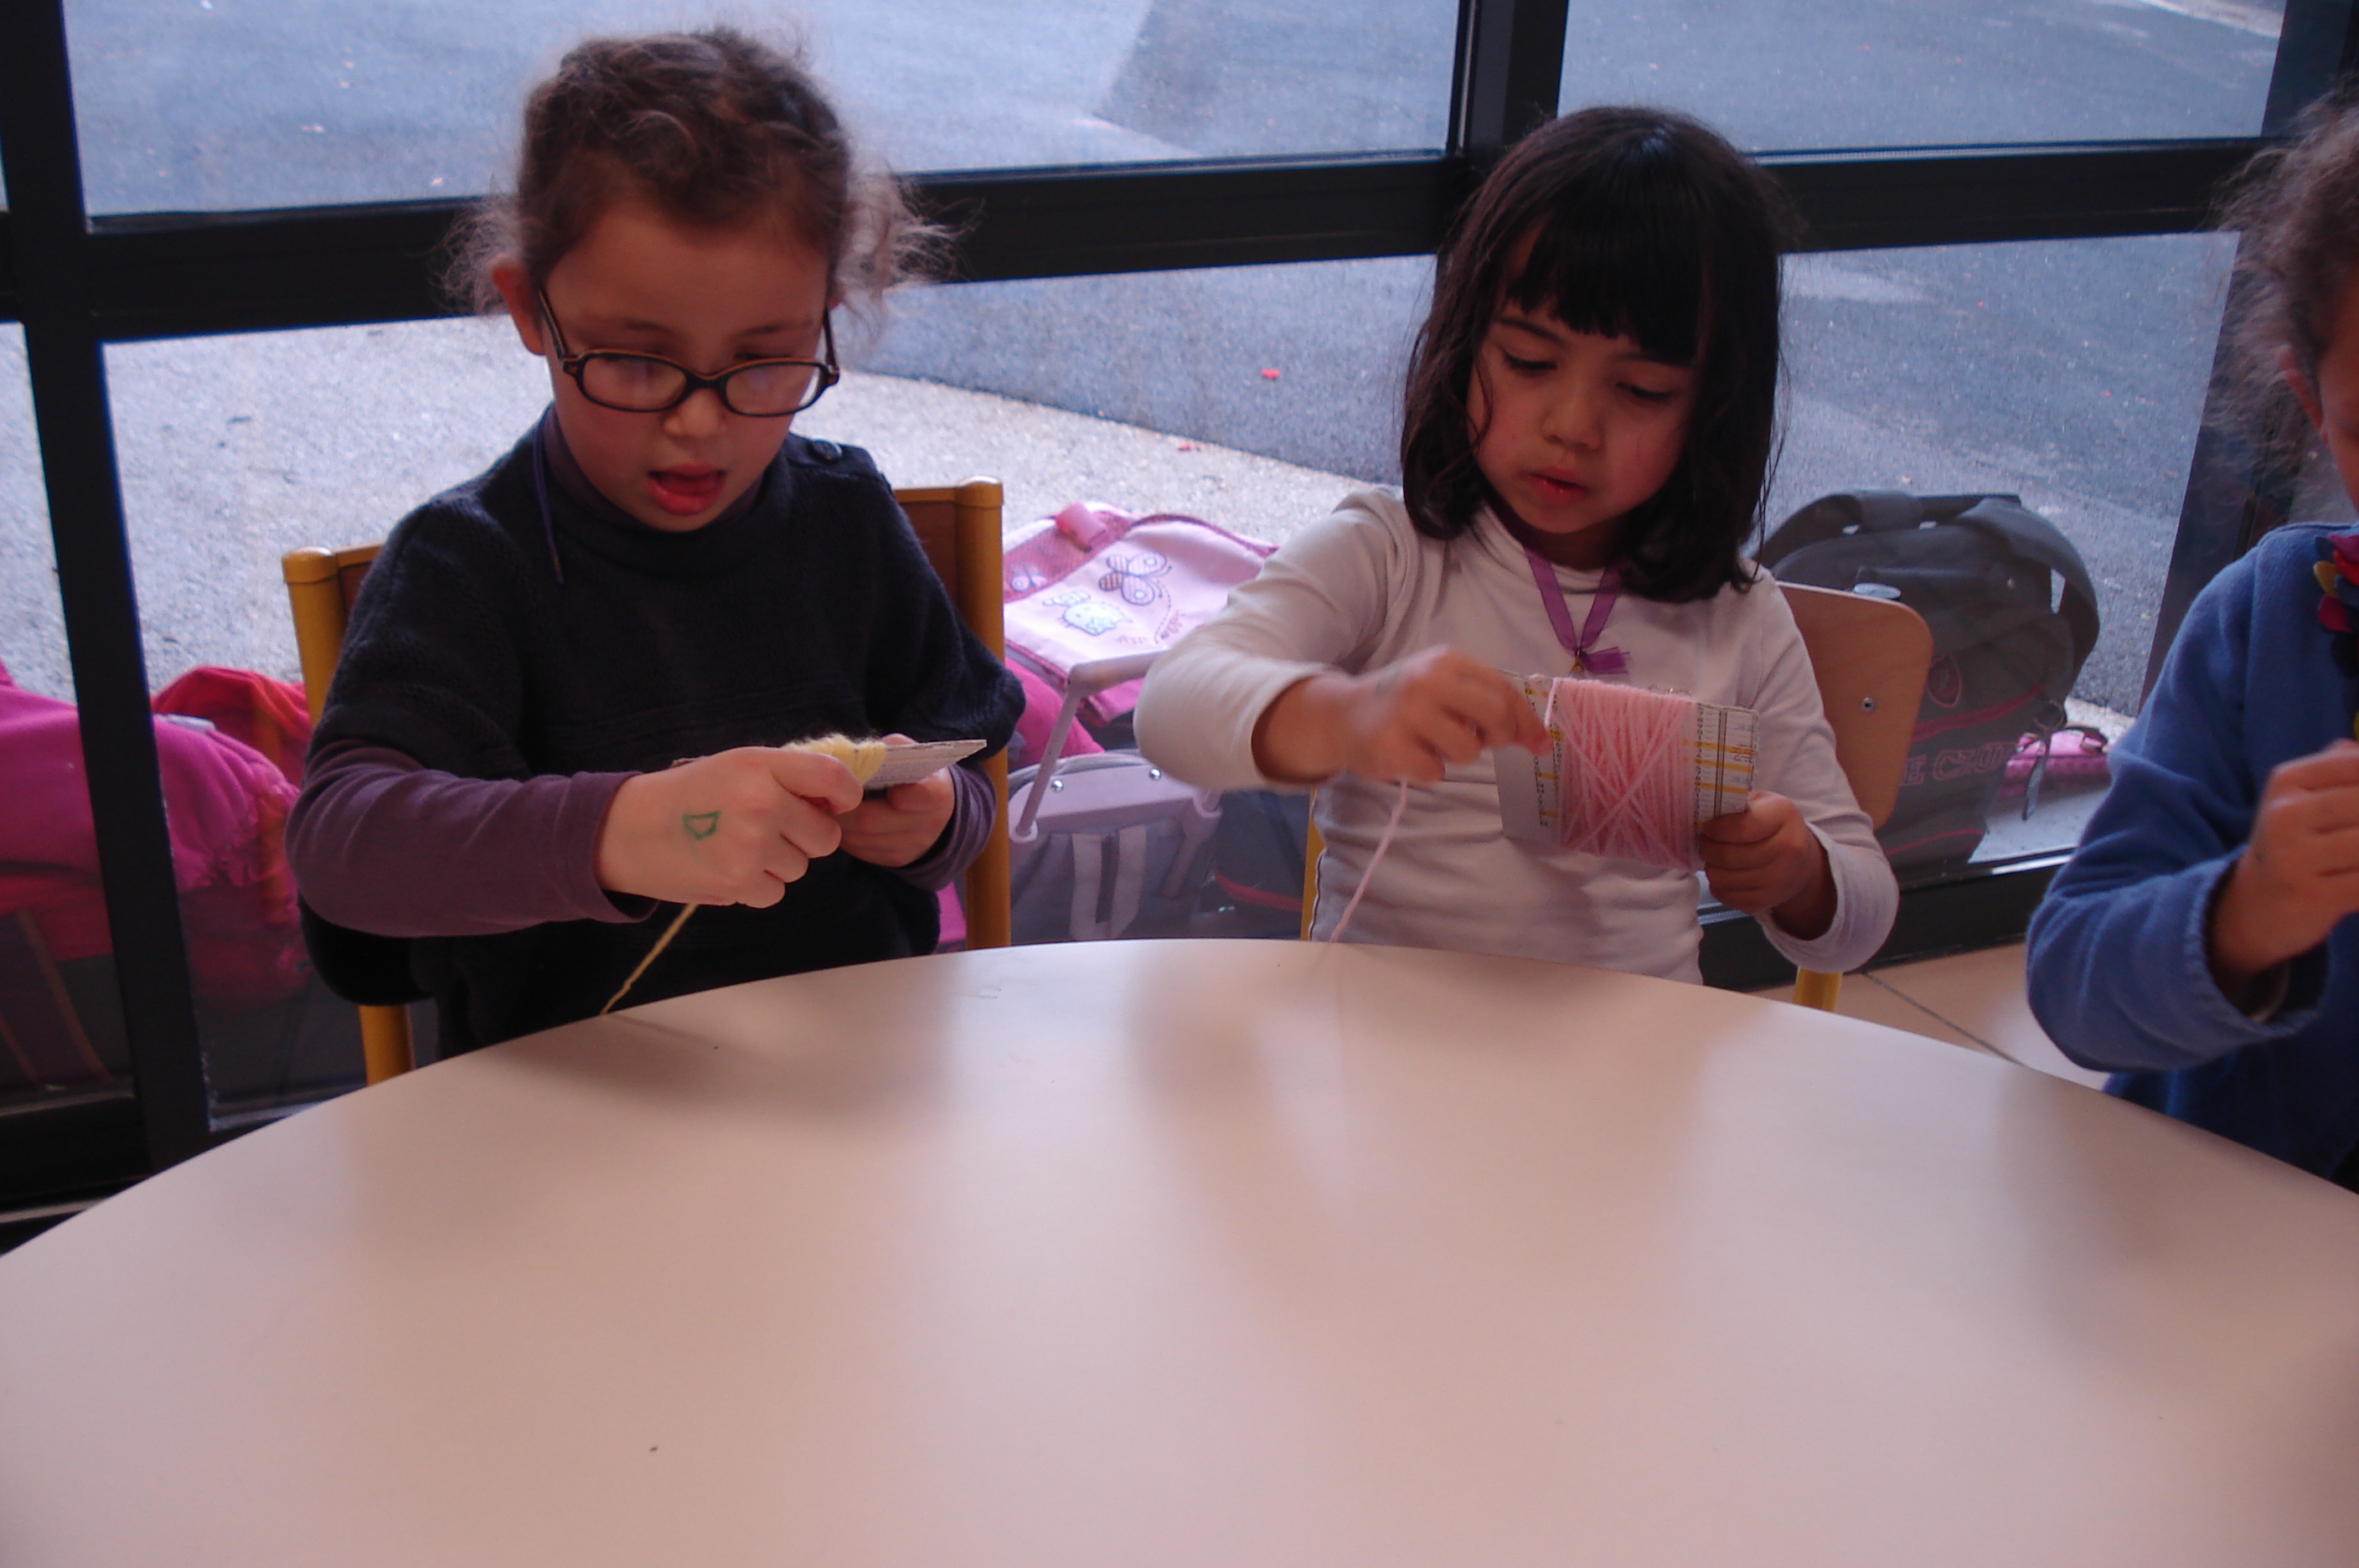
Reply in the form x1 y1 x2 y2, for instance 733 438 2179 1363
1523 547 1628 676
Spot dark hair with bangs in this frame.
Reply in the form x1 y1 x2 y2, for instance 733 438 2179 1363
1401 106 1795 602
448 28 932 315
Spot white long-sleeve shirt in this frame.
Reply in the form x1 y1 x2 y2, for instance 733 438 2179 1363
1133 491 1897 983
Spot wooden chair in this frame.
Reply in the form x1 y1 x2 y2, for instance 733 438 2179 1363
281 476 1012 1084
1297 583 1932 1013
0 910 113 1094
889 479 1014 952
1777 581 1932 1011
281 544 414 1085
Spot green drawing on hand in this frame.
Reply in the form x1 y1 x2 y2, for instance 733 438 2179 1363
683 811 720 840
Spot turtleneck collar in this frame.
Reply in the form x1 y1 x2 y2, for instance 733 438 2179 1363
534 408 786 579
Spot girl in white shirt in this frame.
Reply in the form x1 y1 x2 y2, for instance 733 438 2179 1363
1134 107 1897 982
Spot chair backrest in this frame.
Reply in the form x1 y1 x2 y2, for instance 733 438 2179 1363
281 544 379 728
280 477 1012 1080
282 544 414 1084
1778 581 1932 1010
1775 582 1933 832
886 480 1011 951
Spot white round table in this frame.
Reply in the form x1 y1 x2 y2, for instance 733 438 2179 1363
4 939 2356 1566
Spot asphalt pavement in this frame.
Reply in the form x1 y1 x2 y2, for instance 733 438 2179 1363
8 0 2316 714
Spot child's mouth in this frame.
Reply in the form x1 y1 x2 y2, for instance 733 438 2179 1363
648 466 725 515
1531 472 1588 504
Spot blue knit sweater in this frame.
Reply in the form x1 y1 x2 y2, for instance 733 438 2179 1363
2027 524 2356 1176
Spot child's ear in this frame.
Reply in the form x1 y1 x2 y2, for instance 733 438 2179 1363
2282 345 2325 431
491 261 547 357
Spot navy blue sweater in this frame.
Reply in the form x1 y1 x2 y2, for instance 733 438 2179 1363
297 426 1020 1053
2029 524 2356 1176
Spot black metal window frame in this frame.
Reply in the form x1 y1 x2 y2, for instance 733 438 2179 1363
1 0 2352 1212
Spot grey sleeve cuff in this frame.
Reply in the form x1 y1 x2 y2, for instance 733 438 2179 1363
892 761 996 893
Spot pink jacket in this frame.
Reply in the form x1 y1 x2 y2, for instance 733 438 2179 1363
0 660 307 1010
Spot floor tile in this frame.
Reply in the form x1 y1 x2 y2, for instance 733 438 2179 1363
1869 944 2112 1089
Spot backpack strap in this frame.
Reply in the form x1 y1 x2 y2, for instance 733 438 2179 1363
1949 498 2103 678
1758 490 2007 562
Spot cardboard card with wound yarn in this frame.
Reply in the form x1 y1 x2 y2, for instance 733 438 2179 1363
783 735 986 790
861 739 985 789
1496 674 1757 859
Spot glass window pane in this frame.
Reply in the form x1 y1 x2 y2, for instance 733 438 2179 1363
1561 0 2284 152
854 255 1428 487
90 231 2241 974
65 0 1458 217
866 236 2232 884
106 319 554 1118
1 325 131 1106
1775 233 2236 878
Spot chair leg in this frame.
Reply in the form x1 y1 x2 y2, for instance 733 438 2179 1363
965 752 1011 950
359 1003 415 1083
1791 969 1843 1012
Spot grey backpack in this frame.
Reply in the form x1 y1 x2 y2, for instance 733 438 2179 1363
1758 491 2100 867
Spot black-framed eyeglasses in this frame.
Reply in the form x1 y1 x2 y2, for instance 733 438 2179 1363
536 290 839 417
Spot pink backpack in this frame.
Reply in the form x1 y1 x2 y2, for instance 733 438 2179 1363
1002 502 1274 725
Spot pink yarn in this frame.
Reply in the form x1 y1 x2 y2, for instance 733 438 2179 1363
1549 678 1701 870
1327 780 1408 942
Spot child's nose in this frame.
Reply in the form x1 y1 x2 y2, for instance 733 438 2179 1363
1542 384 1605 451
663 386 731 439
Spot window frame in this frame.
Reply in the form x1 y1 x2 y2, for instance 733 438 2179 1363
1 0 2351 1205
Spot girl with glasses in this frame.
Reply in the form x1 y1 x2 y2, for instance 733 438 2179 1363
286 29 1019 1054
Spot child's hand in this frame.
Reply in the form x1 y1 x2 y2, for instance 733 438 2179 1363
838 735 958 868
1254 647 1548 785
596 746 862 906
1700 791 1835 939
2210 739 2359 991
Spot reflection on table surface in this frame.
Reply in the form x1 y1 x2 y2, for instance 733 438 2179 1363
5 939 2357 1568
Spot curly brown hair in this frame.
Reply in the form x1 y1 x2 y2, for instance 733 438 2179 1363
1399 106 1796 603
447 28 932 314
2215 85 2359 456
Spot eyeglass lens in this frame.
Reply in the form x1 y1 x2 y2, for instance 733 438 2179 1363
577 354 824 416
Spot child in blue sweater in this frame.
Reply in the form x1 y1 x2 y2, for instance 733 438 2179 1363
2027 95 2359 1181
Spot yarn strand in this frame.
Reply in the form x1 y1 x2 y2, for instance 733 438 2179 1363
1549 678 1701 870
601 900 699 1016
1327 780 1409 942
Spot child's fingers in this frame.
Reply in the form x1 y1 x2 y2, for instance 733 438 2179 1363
704 806 839 905
1434 663 1539 748
1702 864 1778 912
772 791 845 864
2259 819 2359 887
1699 808 1774 847
1701 792 1803 846
1366 731 1450 785
2274 738 2359 795
2264 776 2359 838
1384 650 1532 749
1510 698 1551 754
767 750 865 814
1699 833 1783 874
